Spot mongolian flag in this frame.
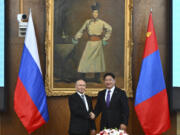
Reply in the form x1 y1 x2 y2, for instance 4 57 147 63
135 12 170 135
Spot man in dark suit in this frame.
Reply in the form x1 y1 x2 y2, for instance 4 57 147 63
90 73 129 131
68 79 96 135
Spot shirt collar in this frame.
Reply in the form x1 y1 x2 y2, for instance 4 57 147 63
77 92 85 97
106 86 115 93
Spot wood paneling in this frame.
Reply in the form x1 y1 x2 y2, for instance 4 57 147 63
0 0 176 135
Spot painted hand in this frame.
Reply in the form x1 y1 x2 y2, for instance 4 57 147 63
102 40 108 46
72 38 78 45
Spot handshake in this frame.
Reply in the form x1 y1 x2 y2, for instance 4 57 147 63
89 112 96 120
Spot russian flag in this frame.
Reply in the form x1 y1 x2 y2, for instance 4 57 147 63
135 12 170 135
14 11 49 134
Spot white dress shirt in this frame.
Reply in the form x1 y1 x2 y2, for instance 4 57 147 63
77 92 89 111
105 86 115 102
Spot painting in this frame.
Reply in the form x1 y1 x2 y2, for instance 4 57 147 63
45 0 133 97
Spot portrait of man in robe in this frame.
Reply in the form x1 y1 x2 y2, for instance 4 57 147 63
45 0 134 97
53 0 125 89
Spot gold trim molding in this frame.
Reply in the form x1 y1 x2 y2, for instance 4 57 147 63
45 0 133 97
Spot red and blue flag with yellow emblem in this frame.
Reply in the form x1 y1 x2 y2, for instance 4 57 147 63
135 12 170 135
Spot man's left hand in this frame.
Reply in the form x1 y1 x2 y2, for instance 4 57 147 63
90 129 96 135
120 124 127 131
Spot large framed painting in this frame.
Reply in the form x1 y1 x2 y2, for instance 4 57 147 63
45 0 133 97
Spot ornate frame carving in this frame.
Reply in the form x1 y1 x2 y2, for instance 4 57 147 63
45 0 133 97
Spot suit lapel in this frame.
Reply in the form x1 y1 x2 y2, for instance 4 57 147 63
75 93 87 111
102 90 107 107
109 87 118 107
85 95 91 112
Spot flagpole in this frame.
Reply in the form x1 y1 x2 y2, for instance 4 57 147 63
19 0 23 14
29 8 32 14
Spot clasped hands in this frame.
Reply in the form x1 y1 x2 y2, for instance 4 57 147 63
89 112 95 120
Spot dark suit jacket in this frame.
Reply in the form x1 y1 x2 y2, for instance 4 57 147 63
68 93 96 134
94 87 129 130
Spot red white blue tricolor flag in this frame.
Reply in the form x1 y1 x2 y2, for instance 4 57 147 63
135 12 170 135
14 11 49 134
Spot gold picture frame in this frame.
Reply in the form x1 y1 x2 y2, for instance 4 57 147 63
45 0 133 97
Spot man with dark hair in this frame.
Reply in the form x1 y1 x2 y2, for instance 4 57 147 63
103 72 115 80
72 2 112 83
68 79 96 135
90 73 129 131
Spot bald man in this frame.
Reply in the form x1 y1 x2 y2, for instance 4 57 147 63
68 80 96 135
